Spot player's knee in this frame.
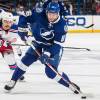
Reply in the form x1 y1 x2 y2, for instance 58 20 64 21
21 52 38 66
45 67 57 79
18 51 38 71
22 47 38 65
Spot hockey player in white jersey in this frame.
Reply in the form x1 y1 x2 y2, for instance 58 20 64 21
0 10 24 80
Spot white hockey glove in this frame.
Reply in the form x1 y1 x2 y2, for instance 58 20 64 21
25 36 35 45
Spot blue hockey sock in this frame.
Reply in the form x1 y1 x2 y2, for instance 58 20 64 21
11 67 26 81
58 72 70 87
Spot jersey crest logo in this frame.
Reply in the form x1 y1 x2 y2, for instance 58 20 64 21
40 28 54 40
64 25 68 32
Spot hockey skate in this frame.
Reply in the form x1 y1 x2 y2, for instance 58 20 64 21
69 82 81 94
4 80 16 91
19 76 25 81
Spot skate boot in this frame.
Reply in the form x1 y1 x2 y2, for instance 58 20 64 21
19 76 25 81
69 82 81 94
4 80 16 91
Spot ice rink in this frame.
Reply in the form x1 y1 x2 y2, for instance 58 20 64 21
0 33 100 100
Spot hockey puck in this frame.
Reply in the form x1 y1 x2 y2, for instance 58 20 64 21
81 96 87 99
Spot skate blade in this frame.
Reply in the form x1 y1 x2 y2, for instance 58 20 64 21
79 92 94 99
4 89 12 93
18 80 26 82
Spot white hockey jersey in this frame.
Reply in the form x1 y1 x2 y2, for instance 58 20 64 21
0 27 18 43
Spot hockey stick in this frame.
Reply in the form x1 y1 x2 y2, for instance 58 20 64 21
12 43 91 51
63 47 91 51
30 42 87 99
11 43 28 46
64 17 94 29
76 23 94 29
83 24 94 28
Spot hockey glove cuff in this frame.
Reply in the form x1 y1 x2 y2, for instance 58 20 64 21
39 53 50 64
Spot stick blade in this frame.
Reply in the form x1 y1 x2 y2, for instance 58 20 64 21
84 24 94 28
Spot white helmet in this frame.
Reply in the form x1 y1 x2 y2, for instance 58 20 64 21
1 11 14 24
0 9 5 20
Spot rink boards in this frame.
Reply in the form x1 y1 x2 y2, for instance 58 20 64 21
66 15 100 33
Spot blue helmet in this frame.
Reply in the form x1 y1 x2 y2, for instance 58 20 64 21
46 2 60 13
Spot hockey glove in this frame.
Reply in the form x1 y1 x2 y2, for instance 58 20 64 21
25 36 35 45
39 53 50 64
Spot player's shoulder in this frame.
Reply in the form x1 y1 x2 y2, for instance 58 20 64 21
56 17 67 32
57 16 67 27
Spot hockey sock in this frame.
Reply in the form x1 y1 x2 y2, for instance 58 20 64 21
11 67 26 81
9 64 17 71
58 72 70 87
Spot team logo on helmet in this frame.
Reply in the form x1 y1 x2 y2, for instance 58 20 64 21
46 2 60 13
64 25 68 32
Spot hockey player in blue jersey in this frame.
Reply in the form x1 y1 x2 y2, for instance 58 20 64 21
4 2 81 94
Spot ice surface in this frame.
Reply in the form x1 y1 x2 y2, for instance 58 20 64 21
0 33 100 100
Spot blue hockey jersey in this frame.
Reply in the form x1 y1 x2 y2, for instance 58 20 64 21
18 9 67 46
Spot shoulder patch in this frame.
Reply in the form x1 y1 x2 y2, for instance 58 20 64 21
64 25 68 32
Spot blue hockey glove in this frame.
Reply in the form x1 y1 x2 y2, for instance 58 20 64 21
39 53 49 64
